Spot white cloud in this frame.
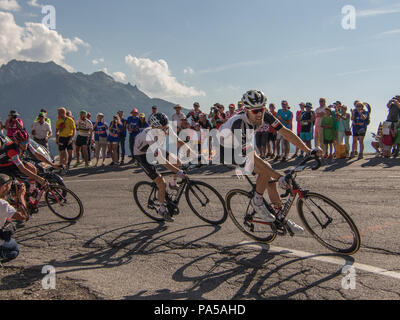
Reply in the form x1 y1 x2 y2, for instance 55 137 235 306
0 11 89 71
27 0 42 8
358 4 400 18
92 58 104 65
125 55 205 98
112 71 127 83
183 67 195 75
0 0 20 11
373 29 400 39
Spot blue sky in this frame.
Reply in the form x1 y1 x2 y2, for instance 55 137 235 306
2 0 400 134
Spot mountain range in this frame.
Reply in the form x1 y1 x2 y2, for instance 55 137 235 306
0 60 183 126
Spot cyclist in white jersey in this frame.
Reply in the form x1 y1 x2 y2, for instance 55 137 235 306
219 90 322 234
134 113 195 222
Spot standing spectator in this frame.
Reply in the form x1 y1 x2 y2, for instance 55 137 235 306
93 113 108 167
127 108 140 162
386 96 400 123
255 122 269 159
34 109 51 126
73 110 93 169
276 100 293 162
55 107 76 170
321 108 335 159
117 110 128 165
151 106 158 115
299 103 315 151
108 115 122 166
292 102 305 158
337 105 351 158
0 174 29 262
138 113 149 133
314 98 327 150
86 112 95 163
172 105 186 134
267 104 277 159
31 112 52 150
5 110 24 141
350 102 369 160
198 113 213 161
331 101 342 157
225 104 237 119
209 104 226 129
66 110 75 121
237 101 244 113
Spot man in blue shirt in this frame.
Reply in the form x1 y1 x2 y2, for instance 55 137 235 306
117 110 128 165
276 101 293 162
127 108 140 163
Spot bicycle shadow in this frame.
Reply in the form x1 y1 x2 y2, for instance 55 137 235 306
124 242 355 300
33 223 221 276
13 221 76 244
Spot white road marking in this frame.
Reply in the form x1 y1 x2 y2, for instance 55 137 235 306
240 241 400 280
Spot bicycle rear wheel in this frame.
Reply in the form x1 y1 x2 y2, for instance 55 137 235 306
297 192 361 255
225 189 277 243
185 180 227 225
45 185 84 221
133 181 164 222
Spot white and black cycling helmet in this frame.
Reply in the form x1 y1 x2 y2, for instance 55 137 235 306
149 112 169 128
241 90 267 109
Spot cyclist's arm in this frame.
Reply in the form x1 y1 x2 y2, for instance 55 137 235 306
17 162 46 186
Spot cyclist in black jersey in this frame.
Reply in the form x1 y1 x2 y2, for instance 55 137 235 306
219 90 322 235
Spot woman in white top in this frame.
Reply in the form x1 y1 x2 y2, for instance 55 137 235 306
314 98 327 153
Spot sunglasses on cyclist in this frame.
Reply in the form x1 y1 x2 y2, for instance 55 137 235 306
248 108 266 115
19 141 29 146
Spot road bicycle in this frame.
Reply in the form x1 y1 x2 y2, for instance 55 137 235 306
225 155 361 255
133 168 227 225
8 174 84 221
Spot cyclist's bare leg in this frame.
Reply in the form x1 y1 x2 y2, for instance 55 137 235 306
254 155 282 209
153 175 167 204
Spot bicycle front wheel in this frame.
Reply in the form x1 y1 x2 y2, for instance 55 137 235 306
297 192 361 255
133 181 164 222
45 185 84 221
185 180 227 225
225 189 277 243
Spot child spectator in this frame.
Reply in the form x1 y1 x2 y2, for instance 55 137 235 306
321 108 335 159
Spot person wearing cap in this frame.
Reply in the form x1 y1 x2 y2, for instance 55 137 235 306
299 103 315 151
93 113 109 167
55 107 76 169
0 174 29 262
117 110 128 166
138 113 149 133
31 112 52 150
5 110 24 141
276 101 293 162
34 109 51 126
73 110 93 169
237 101 244 113
127 108 140 162
151 106 158 115
172 105 186 134
108 115 123 166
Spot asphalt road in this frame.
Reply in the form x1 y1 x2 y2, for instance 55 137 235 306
3 155 400 300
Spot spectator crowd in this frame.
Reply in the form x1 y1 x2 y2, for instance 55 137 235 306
1 96 400 173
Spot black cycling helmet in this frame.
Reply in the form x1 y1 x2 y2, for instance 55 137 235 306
241 90 267 109
148 113 169 128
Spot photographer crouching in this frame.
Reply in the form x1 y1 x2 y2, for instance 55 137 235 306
0 174 29 262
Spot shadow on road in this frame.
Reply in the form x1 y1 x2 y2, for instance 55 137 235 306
124 243 355 300
32 223 222 275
